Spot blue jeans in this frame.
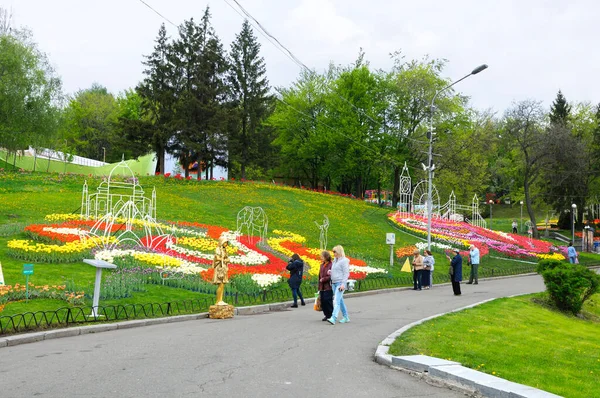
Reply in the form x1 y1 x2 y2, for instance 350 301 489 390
569 257 576 264
331 282 348 320
291 287 304 305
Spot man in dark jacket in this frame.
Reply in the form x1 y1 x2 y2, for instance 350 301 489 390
449 248 463 296
287 253 305 307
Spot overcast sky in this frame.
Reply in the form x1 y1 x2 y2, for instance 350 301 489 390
3 0 598 113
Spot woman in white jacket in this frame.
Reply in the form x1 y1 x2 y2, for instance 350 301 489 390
422 250 435 289
327 245 350 325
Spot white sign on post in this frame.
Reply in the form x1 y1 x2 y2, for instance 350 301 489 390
386 233 396 267
386 233 396 245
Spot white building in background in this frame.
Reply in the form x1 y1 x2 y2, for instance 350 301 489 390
164 152 228 180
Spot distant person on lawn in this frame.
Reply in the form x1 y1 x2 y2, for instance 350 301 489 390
447 248 463 296
327 245 350 325
512 219 518 234
466 245 480 285
567 242 578 264
318 250 333 321
286 253 305 308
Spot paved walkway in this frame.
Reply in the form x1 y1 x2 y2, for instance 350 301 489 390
0 275 546 398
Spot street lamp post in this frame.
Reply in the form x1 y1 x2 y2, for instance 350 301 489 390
571 203 577 244
102 147 106 163
520 200 524 233
489 200 493 230
426 64 488 250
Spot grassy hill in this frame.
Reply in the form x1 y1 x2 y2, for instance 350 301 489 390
0 170 596 328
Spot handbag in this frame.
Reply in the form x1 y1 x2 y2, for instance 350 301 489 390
314 294 322 311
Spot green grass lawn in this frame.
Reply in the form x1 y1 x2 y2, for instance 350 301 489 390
0 171 597 329
388 294 600 398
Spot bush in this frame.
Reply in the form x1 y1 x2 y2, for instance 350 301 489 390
539 263 600 315
536 259 563 274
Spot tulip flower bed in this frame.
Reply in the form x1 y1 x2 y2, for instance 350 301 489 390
6 215 387 298
389 213 566 261
0 283 85 308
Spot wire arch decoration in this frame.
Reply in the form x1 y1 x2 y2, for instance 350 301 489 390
80 159 173 252
411 180 440 218
314 215 329 251
470 195 487 228
236 206 268 244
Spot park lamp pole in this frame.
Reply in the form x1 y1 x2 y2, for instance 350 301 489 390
426 64 488 250
489 199 494 229
572 203 577 244
520 200 524 233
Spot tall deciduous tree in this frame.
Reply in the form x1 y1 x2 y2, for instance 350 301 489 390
227 20 273 179
63 83 119 161
324 55 386 197
270 69 334 188
501 100 548 237
384 55 462 207
114 89 152 160
0 18 62 164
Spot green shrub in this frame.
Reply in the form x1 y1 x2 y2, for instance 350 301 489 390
536 259 563 274
539 263 600 314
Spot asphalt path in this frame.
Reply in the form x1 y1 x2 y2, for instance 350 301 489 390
0 275 546 398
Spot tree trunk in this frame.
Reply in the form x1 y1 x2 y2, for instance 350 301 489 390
392 166 400 208
524 178 538 238
355 175 362 198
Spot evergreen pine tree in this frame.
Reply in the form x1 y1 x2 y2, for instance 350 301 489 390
227 19 273 179
170 8 229 179
549 89 571 125
137 24 176 174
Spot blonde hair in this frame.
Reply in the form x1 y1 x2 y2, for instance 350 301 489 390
332 245 345 258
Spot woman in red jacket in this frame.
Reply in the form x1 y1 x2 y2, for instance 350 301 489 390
318 250 333 321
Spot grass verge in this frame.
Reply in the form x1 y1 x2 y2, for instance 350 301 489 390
388 293 600 398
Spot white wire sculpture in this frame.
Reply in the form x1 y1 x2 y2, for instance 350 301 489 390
411 180 440 218
470 195 487 229
397 163 486 228
314 215 330 251
525 220 534 241
80 159 172 251
398 162 412 216
236 206 268 244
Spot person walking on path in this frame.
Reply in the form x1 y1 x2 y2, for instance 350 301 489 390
286 253 305 307
447 248 463 296
412 249 424 290
422 250 434 289
318 250 333 321
466 245 480 285
567 242 578 264
327 245 350 325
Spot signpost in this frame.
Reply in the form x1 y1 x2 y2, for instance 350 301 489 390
23 264 34 301
83 259 117 318
386 233 396 267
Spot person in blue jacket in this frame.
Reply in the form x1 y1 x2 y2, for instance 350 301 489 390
287 253 305 307
567 242 578 264
447 248 463 296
